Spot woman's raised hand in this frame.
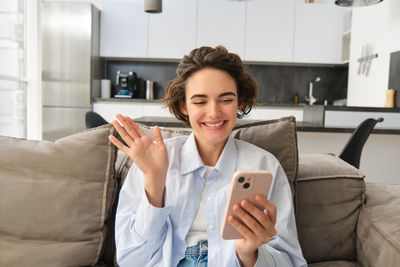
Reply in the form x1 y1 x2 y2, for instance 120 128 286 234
108 114 168 207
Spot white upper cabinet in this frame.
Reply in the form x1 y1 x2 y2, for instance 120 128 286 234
148 0 197 59
99 1 348 65
197 0 246 58
245 0 295 62
293 3 345 64
100 0 148 58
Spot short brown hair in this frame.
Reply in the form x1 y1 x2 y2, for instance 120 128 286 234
163 46 258 125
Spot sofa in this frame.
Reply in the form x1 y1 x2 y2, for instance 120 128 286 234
0 116 399 267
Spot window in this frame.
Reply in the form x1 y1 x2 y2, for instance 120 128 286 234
0 0 27 138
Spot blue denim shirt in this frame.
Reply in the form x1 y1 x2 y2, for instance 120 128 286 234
115 133 307 267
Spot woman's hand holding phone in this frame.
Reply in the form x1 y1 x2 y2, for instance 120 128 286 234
109 114 168 207
230 194 277 266
221 171 277 266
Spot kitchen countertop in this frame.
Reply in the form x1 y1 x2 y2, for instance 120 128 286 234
133 116 400 135
94 98 400 112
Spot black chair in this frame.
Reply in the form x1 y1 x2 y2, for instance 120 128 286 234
339 117 384 169
85 111 109 129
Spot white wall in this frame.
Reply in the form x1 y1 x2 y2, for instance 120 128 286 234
347 0 400 107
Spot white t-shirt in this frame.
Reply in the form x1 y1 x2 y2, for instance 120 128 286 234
185 165 214 247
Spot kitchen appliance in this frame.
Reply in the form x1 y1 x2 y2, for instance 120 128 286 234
145 80 154 100
41 2 101 141
114 71 138 98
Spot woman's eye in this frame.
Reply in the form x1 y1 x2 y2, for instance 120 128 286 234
193 101 206 105
221 99 233 103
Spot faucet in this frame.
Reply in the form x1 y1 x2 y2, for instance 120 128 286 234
305 77 320 105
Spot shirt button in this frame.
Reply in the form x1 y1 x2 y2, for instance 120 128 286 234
208 225 214 231
210 253 217 259
207 196 212 201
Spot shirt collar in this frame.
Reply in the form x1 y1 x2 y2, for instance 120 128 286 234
214 134 237 178
181 133 205 175
180 133 237 178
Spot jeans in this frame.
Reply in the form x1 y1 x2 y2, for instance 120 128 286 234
177 240 208 267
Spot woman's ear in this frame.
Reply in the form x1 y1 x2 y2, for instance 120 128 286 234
179 100 188 115
238 99 244 111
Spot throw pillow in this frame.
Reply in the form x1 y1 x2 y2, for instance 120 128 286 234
0 125 118 267
231 116 298 196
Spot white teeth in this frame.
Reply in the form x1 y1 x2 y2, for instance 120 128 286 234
204 121 224 127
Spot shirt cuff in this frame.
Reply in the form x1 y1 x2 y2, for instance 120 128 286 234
235 246 275 267
254 245 276 267
134 188 172 241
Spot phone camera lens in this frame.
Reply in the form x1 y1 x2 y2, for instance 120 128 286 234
243 182 250 189
238 177 245 183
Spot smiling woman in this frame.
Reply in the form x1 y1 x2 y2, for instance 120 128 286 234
110 46 307 267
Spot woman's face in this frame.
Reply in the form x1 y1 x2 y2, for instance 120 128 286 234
180 68 240 150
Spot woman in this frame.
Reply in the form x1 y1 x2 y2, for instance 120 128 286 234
110 46 306 267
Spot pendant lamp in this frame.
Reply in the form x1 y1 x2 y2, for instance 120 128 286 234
144 0 162 13
335 0 383 7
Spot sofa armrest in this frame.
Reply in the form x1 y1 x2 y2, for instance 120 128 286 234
296 153 365 263
356 183 400 267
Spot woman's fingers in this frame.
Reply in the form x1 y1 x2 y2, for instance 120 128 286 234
233 204 264 235
116 114 140 140
228 214 255 240
153 126 165 148
125 115 146 137
111 119 134 147
255 195 277 225
239 200 275 236
230 198 277 243
108 135 129 154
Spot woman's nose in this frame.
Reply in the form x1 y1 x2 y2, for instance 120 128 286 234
208 102 221 118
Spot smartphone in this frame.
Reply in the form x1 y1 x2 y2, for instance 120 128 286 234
221 170 273 240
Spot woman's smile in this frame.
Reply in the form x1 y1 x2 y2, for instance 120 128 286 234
202 120 226 129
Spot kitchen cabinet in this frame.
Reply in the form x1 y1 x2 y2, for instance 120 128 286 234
293 3 345 64
245 0 295 62
100 1 348 65
196 0 246 58
148 0 196 58
93 101 173 122
100 0 148 58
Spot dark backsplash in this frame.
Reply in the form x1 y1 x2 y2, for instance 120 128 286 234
105 60 348 105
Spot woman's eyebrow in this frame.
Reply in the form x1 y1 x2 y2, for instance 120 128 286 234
219 92 236 97
190 94 207 100
190 92 236 100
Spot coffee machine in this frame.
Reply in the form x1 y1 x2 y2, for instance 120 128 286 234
114 71 138 98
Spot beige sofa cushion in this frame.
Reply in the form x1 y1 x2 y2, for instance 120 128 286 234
309 261 360 267
232 116 298 195
0 125 118 267
356 183 400 267
296 153 365 263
